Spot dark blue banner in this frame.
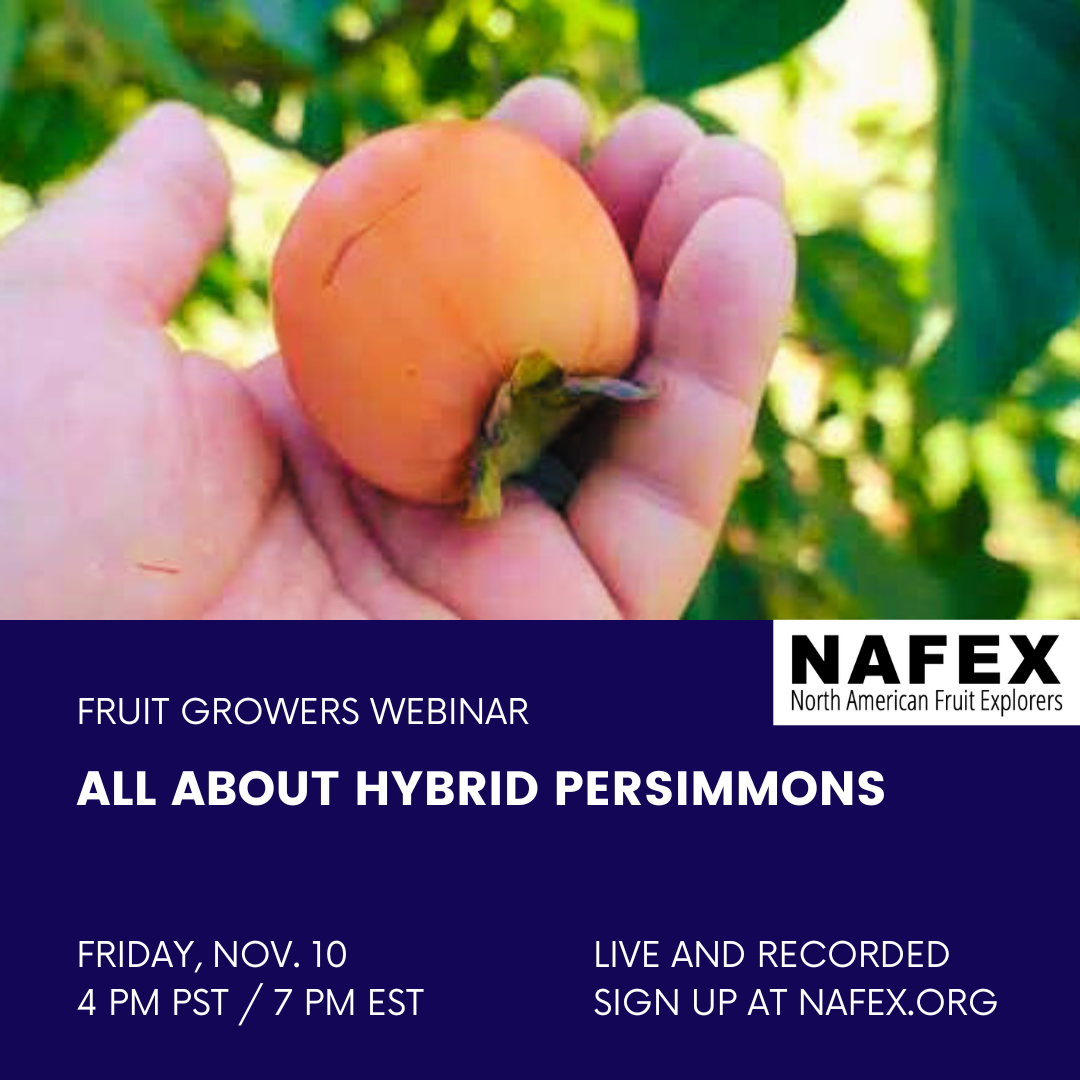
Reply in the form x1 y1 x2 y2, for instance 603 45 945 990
9 624 1078 1077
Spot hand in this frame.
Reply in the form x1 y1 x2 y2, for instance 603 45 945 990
0 79 794 619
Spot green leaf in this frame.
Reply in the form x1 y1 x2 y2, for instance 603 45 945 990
0 86 111 191
1026 374 1080 412
298 85 344 163
241 0 337 70
912 485 1030 618
939 550 1029 618
1033 433 1063 496
78 0 281 141
81 0 209 96
821 501 953 619
0 0 25 114
926 0 1080 416
424 16 476 102
350 95 404 135
818 462 953 618
684 555 767 620
635 0 848 94
798 229 917 373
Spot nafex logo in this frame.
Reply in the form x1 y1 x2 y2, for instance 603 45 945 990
772 622 1078 726
792 633 1059 686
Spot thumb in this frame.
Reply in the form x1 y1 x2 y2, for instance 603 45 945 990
0 102 231 322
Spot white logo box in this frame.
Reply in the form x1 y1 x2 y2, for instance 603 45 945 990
773 621 1079 726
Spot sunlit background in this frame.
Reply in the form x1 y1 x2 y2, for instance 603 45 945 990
1 0 1078 617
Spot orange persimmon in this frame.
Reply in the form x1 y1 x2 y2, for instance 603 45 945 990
271 119 644 518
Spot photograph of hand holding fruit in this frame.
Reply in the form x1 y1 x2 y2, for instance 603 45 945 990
1 0 1078 619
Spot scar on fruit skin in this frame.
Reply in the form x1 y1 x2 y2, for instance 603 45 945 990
322 185 425 288
136 562 181 575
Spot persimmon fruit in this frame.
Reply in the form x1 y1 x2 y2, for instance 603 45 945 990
271 119 649 519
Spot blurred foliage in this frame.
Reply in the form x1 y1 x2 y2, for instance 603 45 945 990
1 0 1079 618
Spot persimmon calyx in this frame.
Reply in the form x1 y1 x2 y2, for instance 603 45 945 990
465 352 656 521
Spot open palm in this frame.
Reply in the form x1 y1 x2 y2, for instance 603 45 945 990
0 79 793 620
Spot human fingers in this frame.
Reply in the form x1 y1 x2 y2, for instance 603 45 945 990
635 135 787 290
488 76 591 163
568 197 796 619
0 102 231 323
584 104 702 252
